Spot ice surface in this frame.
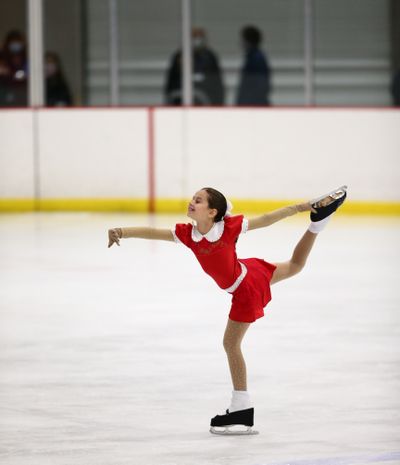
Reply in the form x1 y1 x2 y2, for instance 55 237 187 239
0 213 399 465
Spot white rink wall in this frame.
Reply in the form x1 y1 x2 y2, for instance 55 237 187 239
38 109 148 199
1 108 399 203
0 109 148 199
155 108 400 202
0 111 35 198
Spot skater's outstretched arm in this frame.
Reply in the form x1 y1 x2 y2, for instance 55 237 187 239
248 202 314 231
108 227 174 247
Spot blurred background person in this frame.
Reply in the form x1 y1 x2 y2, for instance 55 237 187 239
45 51 72 106
1 29 28 106
391 68 400 106
236 25 271 106
164 27 224 105
0 52 12 106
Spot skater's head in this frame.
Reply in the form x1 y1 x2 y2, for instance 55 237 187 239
188 188 230 223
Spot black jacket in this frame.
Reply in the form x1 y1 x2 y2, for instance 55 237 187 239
165 47 224 105
237 47 271 106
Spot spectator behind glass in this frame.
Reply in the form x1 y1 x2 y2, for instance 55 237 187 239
2 29 28 106
165 27 224 105
45 52 72 106
236 25 272 106
0 52 13 106
391 68 400 106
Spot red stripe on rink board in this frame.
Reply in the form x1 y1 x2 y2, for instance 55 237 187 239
0 105 399 111
148 107 155 214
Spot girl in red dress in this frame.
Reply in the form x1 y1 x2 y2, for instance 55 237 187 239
108 186 347 435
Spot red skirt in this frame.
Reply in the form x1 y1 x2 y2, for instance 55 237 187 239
229 258 276 323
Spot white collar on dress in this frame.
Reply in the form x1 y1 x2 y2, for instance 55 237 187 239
191 220 225 243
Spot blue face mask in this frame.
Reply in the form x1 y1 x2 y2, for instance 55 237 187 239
9 41 23 53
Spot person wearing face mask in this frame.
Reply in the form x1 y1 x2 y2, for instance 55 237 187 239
2 29 28 106
164 27 224 105
45 52 72 107
0 52 13 106
236 25 272 106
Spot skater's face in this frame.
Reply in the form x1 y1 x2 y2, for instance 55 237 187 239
187 189 217 222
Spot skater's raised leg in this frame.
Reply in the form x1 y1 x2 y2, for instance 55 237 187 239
271 230 317 285
271 185 347 285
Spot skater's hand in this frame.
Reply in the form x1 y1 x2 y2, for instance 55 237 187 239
108 228 122 248
296 202 317 213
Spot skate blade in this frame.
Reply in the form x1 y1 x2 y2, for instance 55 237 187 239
310 185 348 206
210 426 259 436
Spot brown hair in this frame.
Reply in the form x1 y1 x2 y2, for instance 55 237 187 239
202 187 227 222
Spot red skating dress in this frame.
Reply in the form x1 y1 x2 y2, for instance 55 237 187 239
173 215 276 323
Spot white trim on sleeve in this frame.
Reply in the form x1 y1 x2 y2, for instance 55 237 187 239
172 229 183 244
241 218 249 234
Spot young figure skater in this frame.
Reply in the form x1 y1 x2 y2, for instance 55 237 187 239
108 186 347 435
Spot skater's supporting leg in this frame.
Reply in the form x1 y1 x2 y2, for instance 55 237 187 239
271 230 317 285
223 319 251 391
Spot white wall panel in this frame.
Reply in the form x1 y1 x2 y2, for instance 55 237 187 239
154 109 186 199
1 108 399 204
38 109 148 198
0 110 34 197
155 109 400 201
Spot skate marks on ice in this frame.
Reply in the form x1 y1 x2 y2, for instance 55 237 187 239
1 213 399 465
253 450 400 465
